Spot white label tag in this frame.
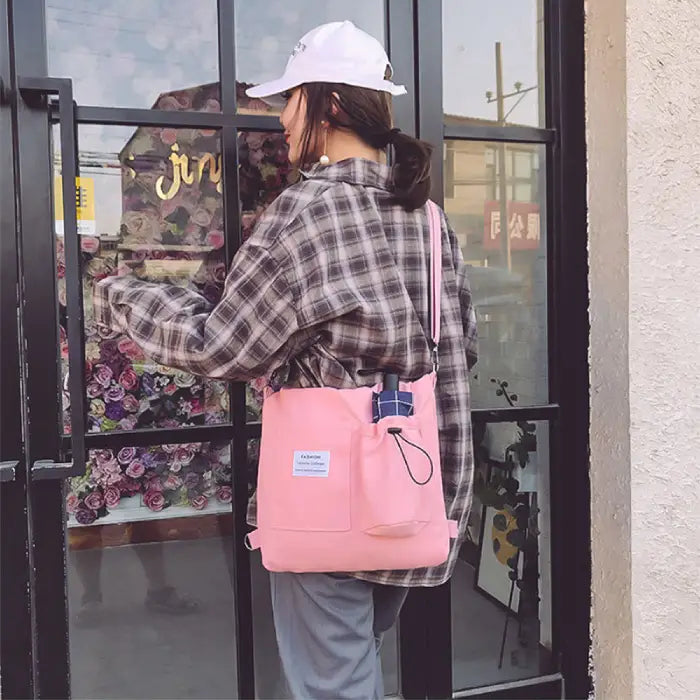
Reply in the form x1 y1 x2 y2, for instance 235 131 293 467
292 451 330 478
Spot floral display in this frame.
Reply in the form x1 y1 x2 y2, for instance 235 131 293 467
61 82 290 523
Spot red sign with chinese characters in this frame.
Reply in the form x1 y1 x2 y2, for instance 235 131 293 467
483 201 541 250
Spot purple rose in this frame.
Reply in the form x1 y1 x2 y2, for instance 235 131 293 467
119 416 138 430
93 364 113 388
104 402 125 421
117 447 137 465
104 384 126 402
86 382 103 398
190 494 208 511
144 489 165 512
141 373 156 396
125 460 145 478
216 486 232 504
84 491 105 511
75 507 97 525
104 486 121 508
183 472 200 489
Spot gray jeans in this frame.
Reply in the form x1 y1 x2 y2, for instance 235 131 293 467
270 572 408 700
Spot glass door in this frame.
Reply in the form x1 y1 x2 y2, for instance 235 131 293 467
6 1 412 698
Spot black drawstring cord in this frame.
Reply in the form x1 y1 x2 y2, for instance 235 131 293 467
388 427 434 486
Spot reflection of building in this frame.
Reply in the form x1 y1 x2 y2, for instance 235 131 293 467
443 114 547 409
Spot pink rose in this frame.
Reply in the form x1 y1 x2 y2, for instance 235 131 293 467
104 486 121 508
144 489 165 512
163 474 183 490
117 447 137 464
160 128 178 145
216 486 232 504
93 449 114 466
93 364 113 387
170 461 182 473
162 444 178 454
84 490 105 511
206 230 225 249
80 237 100 254
163 382 177 395
66 492 80 514
122 394 140 413
104 458 121 475
190 494 208 511
118 368 139 391
125 460 145 478
117 337 145 360
173 446 194 466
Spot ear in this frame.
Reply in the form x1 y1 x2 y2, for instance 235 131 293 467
329 91 341 116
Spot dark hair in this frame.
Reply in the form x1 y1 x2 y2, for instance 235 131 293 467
297 81 433 211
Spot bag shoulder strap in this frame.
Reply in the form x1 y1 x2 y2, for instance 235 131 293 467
426 200 442 355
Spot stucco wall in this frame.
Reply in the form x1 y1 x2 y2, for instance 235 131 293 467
588 0 700 698
586 0 634 696
626 0 700 697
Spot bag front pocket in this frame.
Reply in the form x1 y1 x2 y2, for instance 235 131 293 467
258 428 352 533
352 417 436 537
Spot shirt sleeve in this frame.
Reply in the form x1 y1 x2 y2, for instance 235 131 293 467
93 242 299 381
444 215 478 370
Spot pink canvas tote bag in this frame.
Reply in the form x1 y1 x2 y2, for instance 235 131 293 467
245 200 458 572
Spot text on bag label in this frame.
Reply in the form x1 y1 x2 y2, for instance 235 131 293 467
292 451 330 477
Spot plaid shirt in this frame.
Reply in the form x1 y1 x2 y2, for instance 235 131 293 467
94 158 477 587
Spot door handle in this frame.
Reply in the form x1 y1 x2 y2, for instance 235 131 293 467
0 461 18 483
18 77 87 480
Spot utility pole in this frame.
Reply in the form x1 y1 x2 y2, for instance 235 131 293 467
495 42 511 271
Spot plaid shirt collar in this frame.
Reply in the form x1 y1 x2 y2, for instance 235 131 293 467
301 158 393 192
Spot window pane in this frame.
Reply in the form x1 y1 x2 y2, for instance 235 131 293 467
67 440 237 698
46 1 219 110
54 125 230 433
239 131 293 422
452 420 554 691
236 0 386 114
444 140 548 408
443 0 546 127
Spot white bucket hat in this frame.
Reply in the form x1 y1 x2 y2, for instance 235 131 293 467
245 21 407 107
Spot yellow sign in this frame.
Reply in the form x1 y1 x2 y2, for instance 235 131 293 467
54 176 96 235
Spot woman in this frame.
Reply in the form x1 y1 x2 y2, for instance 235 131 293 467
95 20 477 700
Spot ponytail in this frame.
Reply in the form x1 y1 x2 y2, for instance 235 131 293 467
389 131 433 212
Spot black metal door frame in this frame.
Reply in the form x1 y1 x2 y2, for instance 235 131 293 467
0 0 35 696
1 0 591 698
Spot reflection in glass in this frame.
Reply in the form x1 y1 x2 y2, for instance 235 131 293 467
235 0 386 114
66 441 236 699
238 131 293 421
46 0 219 110
444 140 547 408
54 125 230 435
442 0 545 127
452 420 553 691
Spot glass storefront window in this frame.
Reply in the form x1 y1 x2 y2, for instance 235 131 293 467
444 140 548 408
54 124 230 433
46 0 220 110
452 420 553 691
235 0 386 114
442 0 546 127
66 440 237 699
